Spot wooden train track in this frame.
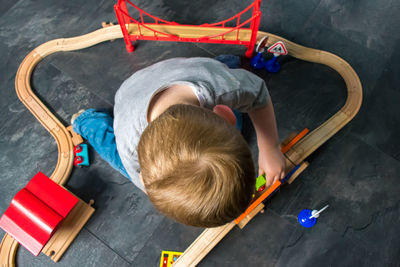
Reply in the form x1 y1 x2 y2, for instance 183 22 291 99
0 25 362 266
0 26 124 267
173 32 362 266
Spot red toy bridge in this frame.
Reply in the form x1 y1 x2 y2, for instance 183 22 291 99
114 0 261 57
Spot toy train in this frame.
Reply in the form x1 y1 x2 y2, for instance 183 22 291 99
73 144 89 167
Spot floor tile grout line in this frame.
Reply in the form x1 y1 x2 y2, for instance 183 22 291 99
83 227 133 265
48 61 115 107
191 43 218 57
299 0 324 33
348 130 400 164
297 0 394 63
130 216 167 265
272 228 304 267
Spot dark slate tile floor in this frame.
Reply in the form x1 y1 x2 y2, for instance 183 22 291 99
0 0 399 266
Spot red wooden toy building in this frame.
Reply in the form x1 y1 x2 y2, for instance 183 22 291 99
0 172 78 256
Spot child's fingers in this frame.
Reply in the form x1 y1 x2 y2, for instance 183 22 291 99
259 170 285 187
265 175 275 187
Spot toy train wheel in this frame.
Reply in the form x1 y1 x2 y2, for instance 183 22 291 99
257 185 266 192
74 156 84 167
73 145 83 155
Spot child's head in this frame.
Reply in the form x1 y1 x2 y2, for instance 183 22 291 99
138 104 255 227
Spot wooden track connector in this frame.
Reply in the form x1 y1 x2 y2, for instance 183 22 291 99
101 21 115 28
66 126 83 146
101 22 116 42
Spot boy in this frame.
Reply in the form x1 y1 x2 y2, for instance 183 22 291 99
72 56 286 227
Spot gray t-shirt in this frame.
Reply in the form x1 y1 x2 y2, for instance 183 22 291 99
114 57 270 191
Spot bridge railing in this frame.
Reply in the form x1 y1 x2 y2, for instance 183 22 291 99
114 0 261 57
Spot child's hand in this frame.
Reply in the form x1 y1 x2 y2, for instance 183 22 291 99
258 146 286 187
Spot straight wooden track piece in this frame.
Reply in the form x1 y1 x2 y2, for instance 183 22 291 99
168 223 236 267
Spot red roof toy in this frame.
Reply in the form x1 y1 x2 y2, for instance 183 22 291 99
0 172 78 256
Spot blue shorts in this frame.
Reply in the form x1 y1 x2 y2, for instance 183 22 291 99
73 109 131 179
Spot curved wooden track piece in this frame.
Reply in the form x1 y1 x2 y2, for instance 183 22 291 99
0 25 123 267
1 25 362 266
172 31 362 266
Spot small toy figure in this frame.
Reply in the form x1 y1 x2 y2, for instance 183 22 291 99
266 41 288 73
255 174 266 192
250 36 268 69
73 144 90 167
298 205 329 228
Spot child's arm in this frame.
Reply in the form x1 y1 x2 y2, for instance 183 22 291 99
248 99 286 187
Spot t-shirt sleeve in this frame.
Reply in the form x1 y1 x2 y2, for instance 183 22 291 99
219 68 270 112
192 65 270 113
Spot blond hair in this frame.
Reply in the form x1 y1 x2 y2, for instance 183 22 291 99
138 104 255 227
